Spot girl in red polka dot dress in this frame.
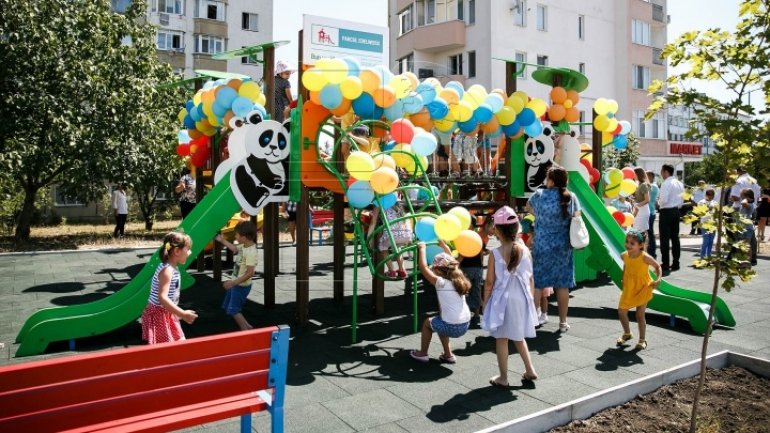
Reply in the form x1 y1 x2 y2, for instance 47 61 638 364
141 232 198 344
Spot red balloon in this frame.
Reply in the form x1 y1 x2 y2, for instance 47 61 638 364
176 144 190 157
621 167 636 180
590 168 601 185
391 118 415 144
612 211 625 225
613 124 623 135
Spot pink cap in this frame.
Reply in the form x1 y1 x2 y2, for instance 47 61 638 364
492 206 519 225
432 252 459 268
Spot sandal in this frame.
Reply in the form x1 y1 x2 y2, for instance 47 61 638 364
521 372 538 381
616 333 634 346
488 376 509 388
558 322 570 332
397 269 408 279
635 340 647 350
409 350 429 362
386 270 398 278
438 354 456 364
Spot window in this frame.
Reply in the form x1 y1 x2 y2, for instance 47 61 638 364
457 0 464 21
196 0 224 21
633 110 646 137
397 53 414 74
399 5 414 35
578 15 585 40
632 19 650 46
468 51 476 78
579 62 585 74
449 54 463 75
537 55 548 67
195 34 224 54
536 4 547 31
651 112 665 139
632 65 650 90
111 0 132 13
53 186 84 207
426 0 436 24
514 0 526 26
242 13 258 31
152 0 183 14
157 30 183 51
515 51 526 79
241 46 258 64
468 0 475 24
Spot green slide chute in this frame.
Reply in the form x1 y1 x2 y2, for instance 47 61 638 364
15 175 240 357
569 171 735 334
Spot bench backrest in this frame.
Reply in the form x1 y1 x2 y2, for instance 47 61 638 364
0 326 289 432
309 209 334 225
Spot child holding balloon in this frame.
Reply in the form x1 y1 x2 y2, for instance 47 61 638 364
483 206 539 386
409 241 471 364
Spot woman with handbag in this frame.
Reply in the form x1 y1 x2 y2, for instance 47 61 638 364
526 166 581 332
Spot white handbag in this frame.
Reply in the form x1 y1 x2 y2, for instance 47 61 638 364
569 199 589 249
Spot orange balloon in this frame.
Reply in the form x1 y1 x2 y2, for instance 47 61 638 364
481 116 500 134
373 86 396 108
548 104 566 121
329 98 352 116
359 68 381 94
566 90 580 104
188 128 203 140
226 79 242 91
550 87 567 104
223 110 235 127
409 108 432 129
309 90 323 105
564 107 580 123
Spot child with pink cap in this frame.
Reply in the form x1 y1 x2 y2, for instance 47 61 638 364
409 241 471 364
483 206 539 387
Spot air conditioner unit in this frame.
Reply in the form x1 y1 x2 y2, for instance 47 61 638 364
418 68 434 79
159 12 169 25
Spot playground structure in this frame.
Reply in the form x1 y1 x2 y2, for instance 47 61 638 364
14 51 735 357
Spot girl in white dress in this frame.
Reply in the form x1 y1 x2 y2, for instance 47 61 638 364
483 206 539 387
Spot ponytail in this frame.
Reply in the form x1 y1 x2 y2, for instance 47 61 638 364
160 231 191 263
495 222 522 271
547 165 570 218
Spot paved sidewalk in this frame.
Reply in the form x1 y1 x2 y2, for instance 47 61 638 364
1 239 768 433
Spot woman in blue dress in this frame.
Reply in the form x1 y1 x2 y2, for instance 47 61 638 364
526 166 580 332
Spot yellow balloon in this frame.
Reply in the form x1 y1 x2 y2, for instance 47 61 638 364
439 88 460 105
193 91 202 105
527 98 547 118
606 206 618 214
369 167 399 194
594 115 610 132
403 71 419 90
605 118 619 133
619 178 638 197
607 99 619 114
256 93 266 107
434 117 456 132
302 70 327 92
373 154 396 170
622 212 635 227
593 98 609 114
454 229 483 257
340 76 364 100
435 213 462 242
346 151 376 181
461 92 481 109
456 100 474 122
495 106 516 126
388 75 412 99
506 94 526 113
391 143 414 168
448 206 472 230
323 58 348 84
178 108 188 123
238 81 262 102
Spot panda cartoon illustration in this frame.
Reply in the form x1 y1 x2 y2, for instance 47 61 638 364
215 110 290 215
524 124 555 192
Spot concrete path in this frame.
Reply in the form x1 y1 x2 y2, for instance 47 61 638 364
1 234 768 433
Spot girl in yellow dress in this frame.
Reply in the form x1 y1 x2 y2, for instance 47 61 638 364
617 229 662 350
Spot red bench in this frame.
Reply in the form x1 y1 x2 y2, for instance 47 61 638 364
0 326 290 433
309 208 334 245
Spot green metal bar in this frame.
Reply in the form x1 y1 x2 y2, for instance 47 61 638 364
352 236 359 344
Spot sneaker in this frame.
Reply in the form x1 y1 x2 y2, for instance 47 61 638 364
538 313 549 325
558 322 570 332
409 350 429 362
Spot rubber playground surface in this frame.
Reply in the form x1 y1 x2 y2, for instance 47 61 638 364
1 233 769 433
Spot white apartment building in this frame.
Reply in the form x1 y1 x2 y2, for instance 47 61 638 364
388 0 671 171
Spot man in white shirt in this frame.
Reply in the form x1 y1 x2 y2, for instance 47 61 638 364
657 164 685 274
112 184 129 237
730 167 761 208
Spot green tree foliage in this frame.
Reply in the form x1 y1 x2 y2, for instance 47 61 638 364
602 132 640 169
0 0 182 241
647 1 769 431
683 153 726 186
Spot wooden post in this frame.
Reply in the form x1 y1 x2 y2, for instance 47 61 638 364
262 46 278 308
333 193 345 304
296 186 310 325
505 61 517 206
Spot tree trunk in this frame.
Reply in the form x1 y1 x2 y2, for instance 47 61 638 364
145 219 154 231
14 186 38 243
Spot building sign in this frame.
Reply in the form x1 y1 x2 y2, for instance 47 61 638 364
302 15 388 68
669 142 702 156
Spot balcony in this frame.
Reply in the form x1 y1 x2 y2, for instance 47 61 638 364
397 20 465 55
652 4 666 24
194 18 227 38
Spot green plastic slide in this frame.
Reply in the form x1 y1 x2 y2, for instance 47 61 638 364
569 171 735 334
15 175 240 357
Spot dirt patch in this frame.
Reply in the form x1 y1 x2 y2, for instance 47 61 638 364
550 366 770 433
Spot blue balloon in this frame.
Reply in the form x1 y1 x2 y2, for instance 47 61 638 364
352 92 382 119
502 119 521 137
183 115 195 130
347 181 375 209
415 217 437 241
425 244 444 264
445 81 465 99
401 93 424 114
189 104 204 122
231 97 253 117
517 108 536 126
342 57 361 77
411 132 438 156
320 84 343 110
417 185 439 200
458 118 478 133
216 87 238 108
415 82 436 105
374 192 397 209
177 129 191 143
185 100 194 112
381 140 396 152
212 100 229 117
426 98 449 119
524 121 543 137
614 134 628 150
474 103 494 123
384 100 405 121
